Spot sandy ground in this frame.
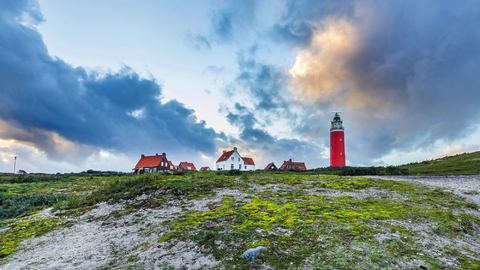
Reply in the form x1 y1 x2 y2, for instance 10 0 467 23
2 175 480 269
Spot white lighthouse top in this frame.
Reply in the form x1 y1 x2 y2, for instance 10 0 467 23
330 113 344 131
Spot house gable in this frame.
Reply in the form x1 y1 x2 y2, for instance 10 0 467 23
134 153 170 174
216 147 254 171
179 162 197 171
279 159 307 171
264 162 277 170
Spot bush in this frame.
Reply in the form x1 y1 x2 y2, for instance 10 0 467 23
216 169 242 176
3 174 62 183
0 193 67 220
339 166 408 176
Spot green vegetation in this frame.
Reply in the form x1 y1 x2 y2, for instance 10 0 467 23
398 150 480 174
0 170 479 269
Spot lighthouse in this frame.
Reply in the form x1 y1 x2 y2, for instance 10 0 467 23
330 113 346 167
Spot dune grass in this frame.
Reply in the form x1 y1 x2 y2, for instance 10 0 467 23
0 171 479 269
399 151 480 174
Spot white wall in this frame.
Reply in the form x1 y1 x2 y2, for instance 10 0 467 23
216 149 254 171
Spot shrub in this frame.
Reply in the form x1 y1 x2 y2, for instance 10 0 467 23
0 193 67 220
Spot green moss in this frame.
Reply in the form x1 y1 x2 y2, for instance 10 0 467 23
2 172 479 269
0 217 62 258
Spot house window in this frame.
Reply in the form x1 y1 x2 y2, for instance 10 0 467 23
239 158 240 161
154 168 157 172
171 166 173 169
239 164 241 169
231 157 234 161
231 164 234 169
245 166 247 169
287 165 290 169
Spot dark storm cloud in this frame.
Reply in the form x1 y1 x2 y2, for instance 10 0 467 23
0 1 220 161
275 0 480 163
217 0 480 165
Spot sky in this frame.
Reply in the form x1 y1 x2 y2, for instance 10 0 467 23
1 0 480 173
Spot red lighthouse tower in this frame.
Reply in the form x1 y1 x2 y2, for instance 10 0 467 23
330 113 346 167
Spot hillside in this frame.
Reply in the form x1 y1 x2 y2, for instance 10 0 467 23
399 151 480 174
1 172 480 269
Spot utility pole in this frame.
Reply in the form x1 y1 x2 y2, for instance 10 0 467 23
14 157 17 176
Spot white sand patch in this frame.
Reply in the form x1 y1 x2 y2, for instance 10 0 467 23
2 201 219 270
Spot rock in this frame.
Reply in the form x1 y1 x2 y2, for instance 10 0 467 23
241 246 267 260
208 205 216 210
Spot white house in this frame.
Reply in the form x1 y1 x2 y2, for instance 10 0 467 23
216 147 255 171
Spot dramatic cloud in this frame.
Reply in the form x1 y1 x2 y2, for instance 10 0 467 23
216 0 480 166
221 102 326 168
0 1 221 171
282 0 480 163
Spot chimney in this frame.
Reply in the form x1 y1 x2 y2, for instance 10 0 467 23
162 152 166 157
289 159 292 162
233 147 237 152
223 150 226 154
156 153 158 156
141 154 145 158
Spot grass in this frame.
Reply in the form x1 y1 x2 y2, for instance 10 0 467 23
0 171 479 269
399 150 480 174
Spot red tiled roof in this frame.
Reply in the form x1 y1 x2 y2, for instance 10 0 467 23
279 160 306 170
134 155 162 169
242 157 255 165
264 162 274 170
279 161 289 170
293 162 307 170
199 167 210 171
179 162 196 170
168 161 177 171
216 150 234 163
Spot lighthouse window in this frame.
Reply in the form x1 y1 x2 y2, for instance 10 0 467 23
341 152 343 155
340 139 342 141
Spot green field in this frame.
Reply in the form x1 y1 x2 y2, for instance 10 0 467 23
1 171 479 269
399 151 480 175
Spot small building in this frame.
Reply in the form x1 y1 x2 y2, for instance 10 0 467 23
179 162 197 171
264 162 277 170
242 157 255 171
168 161 179 171
216 147 255 171
199 166 211 171
279 159 307 171
133 153 170 174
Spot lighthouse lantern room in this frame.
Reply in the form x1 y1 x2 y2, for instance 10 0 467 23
330 113 346 167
